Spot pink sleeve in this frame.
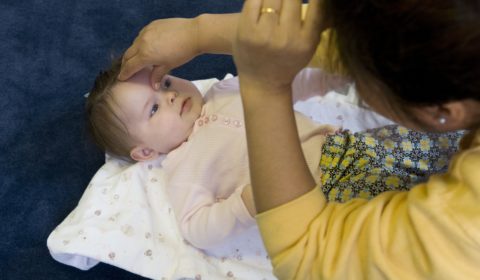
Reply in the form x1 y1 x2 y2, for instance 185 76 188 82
171 182 255 249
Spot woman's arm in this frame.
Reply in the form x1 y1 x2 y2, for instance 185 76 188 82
196 13 238 55
118 13 239 85
234 0 325 212
117 4 331 86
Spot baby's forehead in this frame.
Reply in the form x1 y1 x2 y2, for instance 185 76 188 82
127 67 152 85
110 81 149 116
113 69 153 96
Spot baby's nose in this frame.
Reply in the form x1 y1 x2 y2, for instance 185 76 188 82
166 91 178 104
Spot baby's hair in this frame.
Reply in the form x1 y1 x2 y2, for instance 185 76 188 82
85 58 135 162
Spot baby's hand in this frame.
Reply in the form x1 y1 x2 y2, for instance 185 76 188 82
233 0 325 94
118 18 200 88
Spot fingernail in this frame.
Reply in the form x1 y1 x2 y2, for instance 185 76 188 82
154 83 160 90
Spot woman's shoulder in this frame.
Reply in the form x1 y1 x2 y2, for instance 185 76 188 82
459 129 480 149
447 130 480 194
454 136 480 176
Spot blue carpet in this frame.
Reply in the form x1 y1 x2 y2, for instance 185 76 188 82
0 1 242 279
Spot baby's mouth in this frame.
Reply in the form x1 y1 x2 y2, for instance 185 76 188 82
180 97 191 115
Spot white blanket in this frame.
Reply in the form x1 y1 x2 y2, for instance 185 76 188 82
47 76 392 280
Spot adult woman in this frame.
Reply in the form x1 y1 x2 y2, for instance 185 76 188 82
119 0 480 278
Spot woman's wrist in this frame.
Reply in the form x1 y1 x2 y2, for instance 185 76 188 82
195 13 238 55
239 77 293 104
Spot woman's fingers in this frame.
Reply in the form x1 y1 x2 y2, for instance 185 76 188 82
257 0 282 25
121 46 135 64
118 17 201 82
240 0 262 24
279 0 301 27
304 0 325 36
150 65 168 89
118 49 145 81
233 0 325 92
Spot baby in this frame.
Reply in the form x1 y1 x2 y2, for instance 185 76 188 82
86 60 462 249
87 59 339 249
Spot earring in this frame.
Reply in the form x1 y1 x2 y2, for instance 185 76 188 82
438 116 447 125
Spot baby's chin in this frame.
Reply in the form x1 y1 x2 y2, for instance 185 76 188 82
175 126 195 147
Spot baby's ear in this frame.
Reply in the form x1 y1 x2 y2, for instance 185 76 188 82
130 146 158 162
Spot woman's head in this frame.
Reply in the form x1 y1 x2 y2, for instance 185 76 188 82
324 0 480 131
86 60 204 162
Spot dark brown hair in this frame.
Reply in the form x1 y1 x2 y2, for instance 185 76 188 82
323 0 480 121
85 59 135 162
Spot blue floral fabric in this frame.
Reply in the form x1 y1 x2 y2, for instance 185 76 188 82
320 125 464 202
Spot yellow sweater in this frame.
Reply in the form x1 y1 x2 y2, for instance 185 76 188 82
256 128 480 279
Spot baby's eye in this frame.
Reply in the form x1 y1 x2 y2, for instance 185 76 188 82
162 77 172 89
150 104 159 117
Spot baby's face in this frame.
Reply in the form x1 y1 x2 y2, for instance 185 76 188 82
112 68 204 155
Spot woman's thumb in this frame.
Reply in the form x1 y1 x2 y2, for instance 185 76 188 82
151 65 168 89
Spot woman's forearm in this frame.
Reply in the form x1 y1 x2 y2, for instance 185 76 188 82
240 83 317 213
232 0 324 213
196 13 239 55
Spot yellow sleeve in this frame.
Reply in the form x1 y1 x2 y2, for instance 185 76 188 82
256 147 480 279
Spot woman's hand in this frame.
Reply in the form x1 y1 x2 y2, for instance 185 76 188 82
118 14 239 89
233 0 324 94
118 17 201 88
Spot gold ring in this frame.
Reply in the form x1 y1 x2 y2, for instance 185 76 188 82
260 7 278 15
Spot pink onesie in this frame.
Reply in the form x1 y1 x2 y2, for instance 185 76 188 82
162 71 337 249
